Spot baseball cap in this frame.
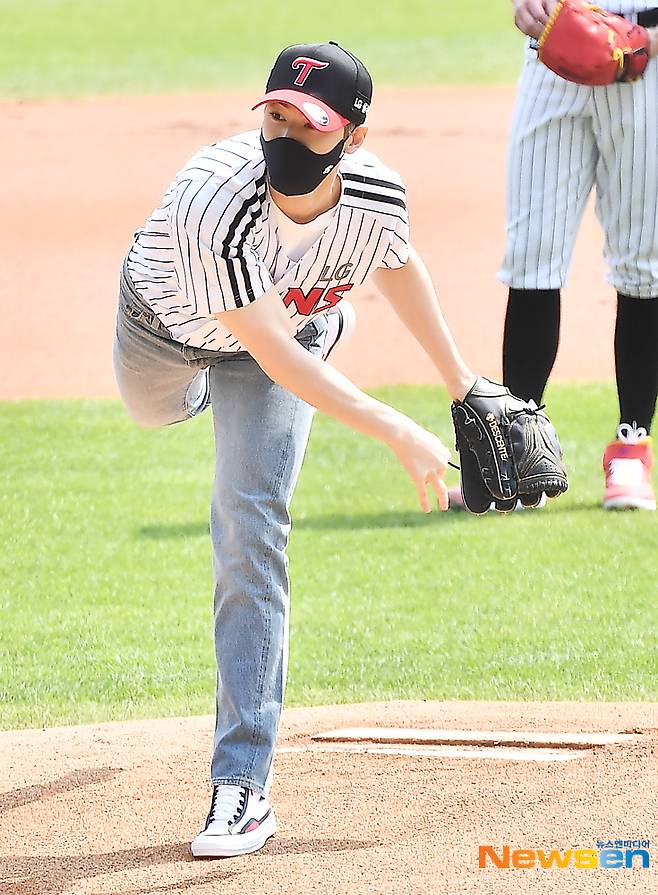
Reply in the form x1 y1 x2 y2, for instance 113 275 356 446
252 41 372 133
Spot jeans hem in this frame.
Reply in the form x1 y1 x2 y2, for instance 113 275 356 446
211 776 265 795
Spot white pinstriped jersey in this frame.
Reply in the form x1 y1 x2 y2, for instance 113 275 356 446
596 1 656 12
127 131 408 352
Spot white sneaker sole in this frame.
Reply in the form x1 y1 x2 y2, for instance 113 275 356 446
603 496 656 511
191 809 277 858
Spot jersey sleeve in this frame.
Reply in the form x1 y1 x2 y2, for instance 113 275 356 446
170 173 273 314
379 197 410 270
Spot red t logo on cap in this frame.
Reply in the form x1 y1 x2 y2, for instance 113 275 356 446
291 56 329 86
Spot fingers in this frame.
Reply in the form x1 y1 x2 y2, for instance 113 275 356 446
514 0 551 37
394 424 451 513
428 470 449 512
413 469 449 514
415 476 431 514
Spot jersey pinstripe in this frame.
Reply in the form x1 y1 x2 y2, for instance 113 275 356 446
499 45 658 298
596 2 656 12
127 131 408 351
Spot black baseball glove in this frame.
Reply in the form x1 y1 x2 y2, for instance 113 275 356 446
450 377 568 514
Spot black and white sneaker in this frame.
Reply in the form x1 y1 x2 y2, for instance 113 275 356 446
191 784 276 858
322 300 356 361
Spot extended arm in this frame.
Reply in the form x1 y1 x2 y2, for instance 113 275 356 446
215 290 451 512
371 246 476 401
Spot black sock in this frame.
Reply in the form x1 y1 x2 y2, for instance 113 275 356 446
502 288 561 403
615 293 658 435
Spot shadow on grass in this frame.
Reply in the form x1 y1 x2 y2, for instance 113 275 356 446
139 513 452 539
3 837 381 895
137 500 599 539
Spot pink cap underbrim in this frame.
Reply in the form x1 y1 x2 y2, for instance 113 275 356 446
252 89 349 132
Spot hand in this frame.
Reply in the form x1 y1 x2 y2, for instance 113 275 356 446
390 422 451 513
513 0 557 38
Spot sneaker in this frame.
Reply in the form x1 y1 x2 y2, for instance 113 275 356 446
322 300 356 361
603 424 656 511
447 484 546 512
191 784 277 858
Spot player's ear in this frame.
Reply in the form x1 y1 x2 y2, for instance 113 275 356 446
344 125 367 154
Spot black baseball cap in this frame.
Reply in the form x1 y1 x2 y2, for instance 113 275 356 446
252 41 372 133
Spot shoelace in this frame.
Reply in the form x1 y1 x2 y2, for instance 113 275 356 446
617 422 648 443
208 785 248 827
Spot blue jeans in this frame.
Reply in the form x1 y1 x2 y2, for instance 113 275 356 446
113 264 327 794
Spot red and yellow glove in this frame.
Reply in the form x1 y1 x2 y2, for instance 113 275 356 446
538 0 650 85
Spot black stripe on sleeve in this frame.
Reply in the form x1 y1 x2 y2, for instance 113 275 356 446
220 175 267 306
342 172 406 193
343 187 406 209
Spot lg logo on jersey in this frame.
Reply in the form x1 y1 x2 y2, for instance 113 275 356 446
283 283 353 316
283 262 354 315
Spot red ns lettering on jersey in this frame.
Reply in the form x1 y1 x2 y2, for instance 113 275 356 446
291 57 329 86
283 283 353 315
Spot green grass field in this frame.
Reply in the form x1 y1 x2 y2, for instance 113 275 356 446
1 384 656 731
3 2 656 733
1 0 523 98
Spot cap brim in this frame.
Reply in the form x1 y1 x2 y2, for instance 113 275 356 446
252 89 349 133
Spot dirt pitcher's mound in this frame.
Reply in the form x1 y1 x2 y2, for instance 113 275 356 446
2 700 656 895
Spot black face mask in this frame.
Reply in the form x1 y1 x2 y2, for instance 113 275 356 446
260 132 345 197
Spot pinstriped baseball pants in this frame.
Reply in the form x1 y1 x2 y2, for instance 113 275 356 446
499 46 658 299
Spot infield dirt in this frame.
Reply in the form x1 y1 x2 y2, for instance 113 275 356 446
2 700 657 895
2 87 614 398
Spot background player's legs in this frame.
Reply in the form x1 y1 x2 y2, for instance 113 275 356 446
591 67 658 509
208 319 326 794
592 67 658 434
113 272 210 428
499 59 596 402
615 294 658 434
503 288 560 403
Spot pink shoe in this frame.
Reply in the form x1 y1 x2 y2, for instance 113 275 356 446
447 485 468 510
603 424 656 511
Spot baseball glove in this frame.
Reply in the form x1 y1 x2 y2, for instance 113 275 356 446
451 377 568 514
538 0 650 85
